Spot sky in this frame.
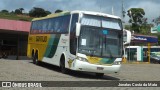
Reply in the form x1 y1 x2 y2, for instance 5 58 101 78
0 0 160 23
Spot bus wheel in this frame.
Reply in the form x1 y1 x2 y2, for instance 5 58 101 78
95 73 104 78
33 51 39 65
60 55 67 74
31 50 34 60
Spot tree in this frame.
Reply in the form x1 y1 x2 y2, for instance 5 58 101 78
19 8 24 14
1 10 9 13
55 9 63 13
29 7 51 17
45 11 51 15
153 16 160 26
10 11 15 14
15 9 22 15
127 8 145 33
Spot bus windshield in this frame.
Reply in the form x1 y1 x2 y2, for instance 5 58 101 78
78 26 122 58
78 14 122 58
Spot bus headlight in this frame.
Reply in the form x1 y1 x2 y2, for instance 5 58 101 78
113 61 121 65
76 56 88 62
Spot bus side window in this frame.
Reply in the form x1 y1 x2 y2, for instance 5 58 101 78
70 14 79 55
59 15 71 33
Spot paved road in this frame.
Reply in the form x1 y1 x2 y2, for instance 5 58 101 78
0 59 160 90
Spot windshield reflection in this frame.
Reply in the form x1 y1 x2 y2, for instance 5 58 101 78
78 26 122 58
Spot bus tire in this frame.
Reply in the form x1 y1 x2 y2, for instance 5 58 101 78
31 49 34 60
95 73 104 78
60 55 67 74
32 53 35 64
33 51 39 65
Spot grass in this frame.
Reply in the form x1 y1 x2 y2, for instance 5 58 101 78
0 12 33 21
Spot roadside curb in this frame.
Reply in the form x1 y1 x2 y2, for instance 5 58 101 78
122 62 150 64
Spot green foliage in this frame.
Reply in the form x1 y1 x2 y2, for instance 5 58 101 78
29 7 51 17
132 23 140 32
127 8 146 33
45 11 51 15
124 25 131 30
139 24 151 34
153 16 160 26
127 8 145 24
19 8 24 12
15 9 22 15
0 7 52 21
14 8 24 15
124 24 151 35
55 9 63 13
0 12 33 21
1 10 9 13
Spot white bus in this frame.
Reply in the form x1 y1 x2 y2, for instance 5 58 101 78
27 10 129 77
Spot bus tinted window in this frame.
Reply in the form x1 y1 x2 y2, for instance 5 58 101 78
81 14 122 30
30 15 71 34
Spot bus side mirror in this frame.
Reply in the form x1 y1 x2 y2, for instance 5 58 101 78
76 23 81 37
123 29 131 45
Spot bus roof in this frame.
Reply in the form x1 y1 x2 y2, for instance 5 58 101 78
71 10 121 19
32 10 121 21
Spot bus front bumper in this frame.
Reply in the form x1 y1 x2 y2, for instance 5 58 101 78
71 60 121 74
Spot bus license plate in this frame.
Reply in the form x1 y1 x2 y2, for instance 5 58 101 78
97 67 104 70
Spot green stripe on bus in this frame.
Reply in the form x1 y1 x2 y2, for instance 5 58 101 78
44 34 61 58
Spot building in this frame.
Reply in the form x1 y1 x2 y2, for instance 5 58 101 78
0 19 31 59
124 34 158 62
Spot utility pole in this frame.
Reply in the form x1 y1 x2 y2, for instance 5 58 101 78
121 0 126 23
100 0 102 13
112 6 114 15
